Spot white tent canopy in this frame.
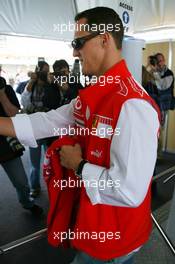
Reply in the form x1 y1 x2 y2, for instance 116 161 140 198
133 0 175 42
133 0 175 32
0 0 175 42
0 0 76 41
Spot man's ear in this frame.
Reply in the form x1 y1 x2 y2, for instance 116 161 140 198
101 32 110 47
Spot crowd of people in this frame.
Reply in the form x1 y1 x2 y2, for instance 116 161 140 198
142 53 174 125
0 59 83 215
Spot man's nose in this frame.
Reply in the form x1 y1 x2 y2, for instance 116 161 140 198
73 48 80 57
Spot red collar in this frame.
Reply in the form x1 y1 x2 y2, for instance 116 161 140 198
103 59 131 79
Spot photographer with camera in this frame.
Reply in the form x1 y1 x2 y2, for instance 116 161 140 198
0 76 43 215
151 54 174 106
21 63 51 198
142 56 158 100
151 53 174 93
51 59 83 102
145 53 174 125
43 71 70 110
42 60 83 147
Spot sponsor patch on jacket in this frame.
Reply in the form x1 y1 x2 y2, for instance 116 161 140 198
92 114 113 139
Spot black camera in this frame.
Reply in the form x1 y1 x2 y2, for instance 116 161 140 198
149 55 158 67
36 71 48 83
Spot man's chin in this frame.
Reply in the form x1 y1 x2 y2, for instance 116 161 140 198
82 69 89 76
82 67 92 76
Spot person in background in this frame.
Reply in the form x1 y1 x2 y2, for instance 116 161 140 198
151 53 174 124
16 71 33 95
153 53 174 94
35 61 49 73
42 70 71 147
43 71 70 110
43 61 77 147
0 76 43 215
16 61 50 96
52 59 69 74
142 56 158 102
21 66 51 198
52 59 83 100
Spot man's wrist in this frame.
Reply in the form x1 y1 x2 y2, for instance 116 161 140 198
75 159 88 179
74 158 83 171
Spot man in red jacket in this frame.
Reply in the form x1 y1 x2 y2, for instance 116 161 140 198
0 7 159 264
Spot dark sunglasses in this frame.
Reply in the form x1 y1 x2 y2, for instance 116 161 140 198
71 32 100 50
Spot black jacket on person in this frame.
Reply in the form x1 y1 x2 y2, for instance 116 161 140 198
0 85 23 162
43 82 83 110
42 82 83 147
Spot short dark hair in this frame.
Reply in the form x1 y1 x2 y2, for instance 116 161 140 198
74 7 124 49
53 60 69 72
35 61 49 72
155 53 165 59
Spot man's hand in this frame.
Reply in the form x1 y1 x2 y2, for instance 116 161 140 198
59 144 83 170
25 73 37 92
150 64 158 72
31 72 37 81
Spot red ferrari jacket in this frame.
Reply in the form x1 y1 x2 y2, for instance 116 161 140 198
43 136 80 247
